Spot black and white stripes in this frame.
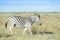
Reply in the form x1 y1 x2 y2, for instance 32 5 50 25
5 15 42 35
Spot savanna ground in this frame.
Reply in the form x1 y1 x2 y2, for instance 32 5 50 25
0 12 60 40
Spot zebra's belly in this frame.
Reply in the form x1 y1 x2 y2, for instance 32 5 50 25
15 23 25 28
15 23 31 28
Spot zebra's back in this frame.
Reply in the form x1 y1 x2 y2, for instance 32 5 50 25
10 16 32 27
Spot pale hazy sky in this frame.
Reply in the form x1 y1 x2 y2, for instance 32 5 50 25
0 0 60 12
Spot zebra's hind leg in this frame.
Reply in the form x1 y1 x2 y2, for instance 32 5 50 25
9 25 14 35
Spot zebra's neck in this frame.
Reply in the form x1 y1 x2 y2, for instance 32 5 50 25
29 16 37 24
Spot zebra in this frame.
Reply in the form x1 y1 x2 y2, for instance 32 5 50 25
5 14 42 36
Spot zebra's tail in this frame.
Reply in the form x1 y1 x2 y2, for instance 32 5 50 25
5 22 8 28
5 18 9 28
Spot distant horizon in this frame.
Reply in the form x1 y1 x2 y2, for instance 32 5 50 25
0 12 60 13
0 0 60 12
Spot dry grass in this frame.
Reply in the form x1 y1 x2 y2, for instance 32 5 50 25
0 12 60 40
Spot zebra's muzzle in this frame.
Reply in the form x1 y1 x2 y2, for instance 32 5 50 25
40 23 42 25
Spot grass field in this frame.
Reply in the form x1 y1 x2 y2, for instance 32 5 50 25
0 12 60 40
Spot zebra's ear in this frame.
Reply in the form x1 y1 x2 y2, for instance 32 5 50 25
33 13 40 18
38 15 40 18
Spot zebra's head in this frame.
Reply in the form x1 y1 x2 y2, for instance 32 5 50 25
34 14 42 25
30 14 42 25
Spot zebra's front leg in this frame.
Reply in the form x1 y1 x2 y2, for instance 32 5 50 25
22 28 28 35
28 28 32 36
